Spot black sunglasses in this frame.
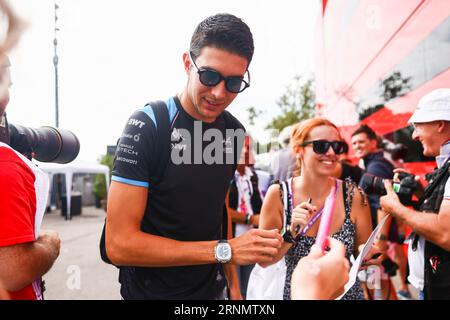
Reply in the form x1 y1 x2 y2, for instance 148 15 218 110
302 140 346 155
189 52 250 94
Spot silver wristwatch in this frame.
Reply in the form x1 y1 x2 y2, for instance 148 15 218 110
214 240 232 263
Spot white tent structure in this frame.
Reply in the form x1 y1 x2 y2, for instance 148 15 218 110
35 160 110 220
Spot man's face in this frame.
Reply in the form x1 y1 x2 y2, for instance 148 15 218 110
183 47 248 123
411 122 442 157
351 133 377 159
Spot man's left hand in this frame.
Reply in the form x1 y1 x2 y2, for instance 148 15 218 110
380 179 403 218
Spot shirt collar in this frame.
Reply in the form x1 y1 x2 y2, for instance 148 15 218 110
436 141 450 168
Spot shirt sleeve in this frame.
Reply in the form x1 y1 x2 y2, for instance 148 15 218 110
0 162 35 247
444 177 450 200
111 110 157 188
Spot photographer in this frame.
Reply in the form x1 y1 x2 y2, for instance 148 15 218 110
0 5 60 300
380 88 450 300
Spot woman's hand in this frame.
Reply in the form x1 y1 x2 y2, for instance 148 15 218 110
359 242 385 269
290 201 317 237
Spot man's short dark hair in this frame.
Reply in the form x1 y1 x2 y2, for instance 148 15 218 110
189 13 254 67
352 124 377 141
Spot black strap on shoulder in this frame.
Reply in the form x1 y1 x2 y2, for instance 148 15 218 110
147 100 172 186
100 100 175 266
421 159 450 209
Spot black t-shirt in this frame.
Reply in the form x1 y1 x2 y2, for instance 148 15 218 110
112 96 245 299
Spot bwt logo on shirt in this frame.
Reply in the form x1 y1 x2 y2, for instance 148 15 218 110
128 118 146 128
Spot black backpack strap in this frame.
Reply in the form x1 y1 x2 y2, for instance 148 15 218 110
147 100 172 186
100 100 177 266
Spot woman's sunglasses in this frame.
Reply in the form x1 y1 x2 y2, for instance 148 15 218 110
189 52 250 94
301 140 346 155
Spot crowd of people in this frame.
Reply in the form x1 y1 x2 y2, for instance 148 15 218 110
1 2 450 301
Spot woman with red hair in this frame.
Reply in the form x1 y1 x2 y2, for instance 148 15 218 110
259 118 373 300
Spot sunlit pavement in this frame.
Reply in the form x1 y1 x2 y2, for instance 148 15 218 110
41 206 120 300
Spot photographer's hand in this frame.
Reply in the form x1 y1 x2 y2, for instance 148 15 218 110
393 168 424 197
380 180 404 219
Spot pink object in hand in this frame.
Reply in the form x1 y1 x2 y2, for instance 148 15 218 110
315 181 339 252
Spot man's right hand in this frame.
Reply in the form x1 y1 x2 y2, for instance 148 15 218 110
229 229 282 265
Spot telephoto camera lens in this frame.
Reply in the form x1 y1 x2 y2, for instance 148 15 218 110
9 124 80 163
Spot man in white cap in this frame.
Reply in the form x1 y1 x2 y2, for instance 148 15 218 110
380 88 450 300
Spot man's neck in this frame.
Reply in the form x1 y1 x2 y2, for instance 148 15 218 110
177 91 217 123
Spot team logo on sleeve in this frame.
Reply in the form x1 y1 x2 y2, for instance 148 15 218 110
128 118 146 128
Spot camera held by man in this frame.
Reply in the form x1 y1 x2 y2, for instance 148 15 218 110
360 171 419 207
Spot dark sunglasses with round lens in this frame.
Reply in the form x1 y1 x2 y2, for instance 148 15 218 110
189 52 250 94
301 140 346 155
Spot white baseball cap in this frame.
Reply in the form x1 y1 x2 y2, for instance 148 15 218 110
408 88 450 123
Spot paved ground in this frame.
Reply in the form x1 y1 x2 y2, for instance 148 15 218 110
41 206 121 300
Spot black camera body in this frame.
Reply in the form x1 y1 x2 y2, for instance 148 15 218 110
360 172 418 206
0 114 80 163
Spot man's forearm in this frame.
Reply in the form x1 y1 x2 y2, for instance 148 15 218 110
377 209 392 238
107 231 220 267
0 237 59 291
394 205 450 250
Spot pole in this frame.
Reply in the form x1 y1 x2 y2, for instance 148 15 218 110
53 2 59 128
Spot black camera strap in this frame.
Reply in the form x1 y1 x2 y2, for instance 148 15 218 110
420 158 450 210
411 158 450 251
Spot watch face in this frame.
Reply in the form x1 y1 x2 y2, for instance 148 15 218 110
217 243 231 261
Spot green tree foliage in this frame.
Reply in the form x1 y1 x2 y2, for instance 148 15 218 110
246 106 263 126
94 154 114 200
266 75 316 132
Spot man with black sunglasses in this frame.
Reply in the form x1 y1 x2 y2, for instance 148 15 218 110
106 13 282 300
